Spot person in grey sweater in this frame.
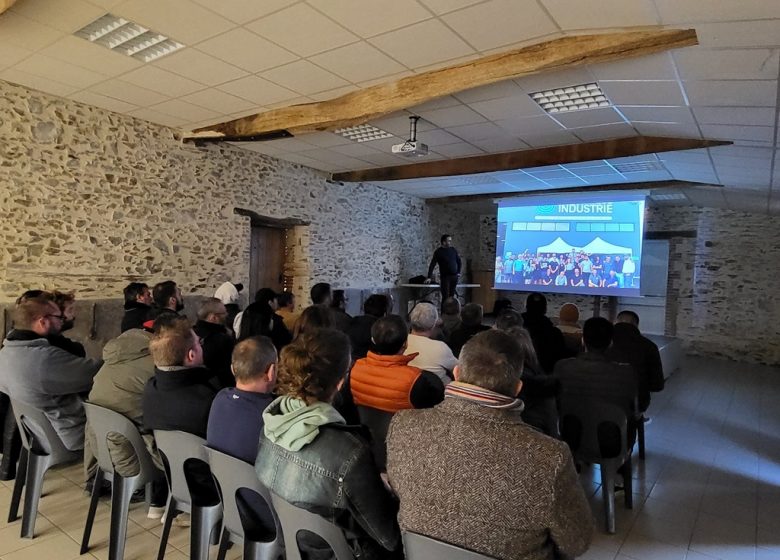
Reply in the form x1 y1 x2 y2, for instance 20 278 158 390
0 296 102 451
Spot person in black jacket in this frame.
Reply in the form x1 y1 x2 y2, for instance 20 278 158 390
239 288 292 351
346 294 390 359
193 298 235 388
147 280 184 323
121 282 152 333
521 292 570 373
427 234 462 302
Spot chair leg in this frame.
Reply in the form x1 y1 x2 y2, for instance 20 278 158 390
637 419 646 460
108 473 136 560
623 456 633 509
7 447 27 523
80 467 105 554
191 505 221 560
216 527 230 560
156 497 176 560
20 452 48 538
600 465 616 534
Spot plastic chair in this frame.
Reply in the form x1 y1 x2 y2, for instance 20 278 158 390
205 447 284 560
6 398 81 538
270 493 354 560
80 403 162 560
403 531 497 559
154 430 222 560
356 406 393 471
636 412 646 460
559 398 633 534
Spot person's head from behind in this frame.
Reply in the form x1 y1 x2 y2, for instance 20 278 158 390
254 288 279 311
149 316 203 368
14 297 63 337
197 297 228 326
507 326 541 372
50 290 77 331
363 294 389 318
440 234 452 247
494 309 523 332
293 305 333 339
559 303 580 326
583 317 613 353
277 291 295 311
492 298 513 316
124 282 151 306
276 328 351 405
461 303 484 328
409 302 438 335
370 315 408 355
310 282 332 306
441 297 461 318
616 310 640 328
232 336 277 393
153 280 183 312
15 289 48 306
331 289 346 311
456 330 525 397
525 292 547 316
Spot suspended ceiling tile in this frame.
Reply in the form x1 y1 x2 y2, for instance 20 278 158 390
695 20 780 49
540 0 658 29
553 107 625 129
298 132 353 148
68 90 139 114
520 130 581 148
416 105 487 128
38 36 143 76
369 19 474 69
0 42 34 72
515 68 596 96
149 98 223 122
432 142 485 158
91 78 170 106
277 152 331 170
527 168 577 180
709 145 774 160
247 3 358 57
692 107 776 127
121 65 205 97
191 0 303 25
599 80 686 106
632 122 702 138
369 114 437 136
0 12 63 51
153 48 248 87
417 129 463 147
307 0 432 38
329 142 384 158
408 95 463 113
309 85 359 101
590 53 676 81
216 75 297 106
309 42 407 84
261 60 349 96
444 122 507 142
468 94 545 121
114 0 237 45
684 80 778 107
12 53 108 89
700 124 775 144
417 0 486 15
570 122 637 142
495 114 565 136
620 105 695 123
454 81 528 105
442 0 558 51
127 106 189 128
470 135 529 153
180 88 256 114
675 48 780 81
0 67 78 97
10 0 106 34
570 165 619 177
195 28 298 74
654 0 780 23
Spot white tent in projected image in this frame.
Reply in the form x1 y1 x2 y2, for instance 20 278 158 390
581 237 633 255
536 237 577 254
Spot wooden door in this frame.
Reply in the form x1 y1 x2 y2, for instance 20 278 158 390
249 226 286 297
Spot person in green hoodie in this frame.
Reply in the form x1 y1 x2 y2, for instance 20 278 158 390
256 328 401 560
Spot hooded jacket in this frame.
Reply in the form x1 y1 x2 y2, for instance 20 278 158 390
121 301 151 333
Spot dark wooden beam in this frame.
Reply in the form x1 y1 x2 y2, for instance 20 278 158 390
332 137 731 183
426 180 722 205
187 28 698 141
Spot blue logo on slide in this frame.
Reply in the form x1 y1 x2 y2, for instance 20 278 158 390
536 205 556 215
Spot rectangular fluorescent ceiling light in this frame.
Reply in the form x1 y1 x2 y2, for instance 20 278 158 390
75 14 184 62
650 193 687 201
530 83 610 114
334 124 393 143
612 161 666 173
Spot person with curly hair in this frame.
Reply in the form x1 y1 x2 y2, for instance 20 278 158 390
256 328 400 560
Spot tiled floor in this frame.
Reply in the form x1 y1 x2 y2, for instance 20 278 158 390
0 355 778 559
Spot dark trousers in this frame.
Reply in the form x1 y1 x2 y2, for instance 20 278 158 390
440 275 458 302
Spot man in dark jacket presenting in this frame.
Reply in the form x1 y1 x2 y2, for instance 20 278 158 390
427 234 462 302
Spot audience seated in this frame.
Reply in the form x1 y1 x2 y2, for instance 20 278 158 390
149 280 184 322
330 289 352 332
193 298 235 388
121 282 152 333
349 315 445 413
554 317 638 445
310 282 333 306
238 288 292 350
448 302 491 357
293 305 334 339
207 336 277 463
386 330 593 560
256 328 400 559
275 291 299 333
405 302 458 385
522 292 569 373
346 294 389 359
606 310 664 413
439 297 462 342
558 303 583 355
491 298 514 317
214 281 243 331
0 296 102 451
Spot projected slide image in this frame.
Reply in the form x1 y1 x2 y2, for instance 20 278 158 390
495 195 645 297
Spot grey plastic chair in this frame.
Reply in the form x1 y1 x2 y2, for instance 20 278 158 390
7 398 81 538
356 406 393 471
559 398 633 534
154 430 222 560
206 447 284 560
80 403 162 560
403 531 497 559
270 493 354 560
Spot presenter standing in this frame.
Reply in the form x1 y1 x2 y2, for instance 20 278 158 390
427 234 462 302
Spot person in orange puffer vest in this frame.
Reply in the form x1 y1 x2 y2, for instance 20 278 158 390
349 315 445 413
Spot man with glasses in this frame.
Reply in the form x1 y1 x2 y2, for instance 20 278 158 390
0 296 102 451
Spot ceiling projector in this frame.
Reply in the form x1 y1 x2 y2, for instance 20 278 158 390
391 140 429 157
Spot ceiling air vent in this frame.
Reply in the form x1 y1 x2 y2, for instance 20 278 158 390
334 124 393 143
612 161 666 173
75 14 184 62
530 83 610 114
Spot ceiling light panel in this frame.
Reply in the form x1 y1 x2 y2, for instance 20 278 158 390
611 160 666 173
75 14 184 63
530 83 611 114
334 124 394 143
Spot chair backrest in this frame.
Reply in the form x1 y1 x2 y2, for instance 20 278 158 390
9 398 74 461
403 531 497 560
206 447 281 541
356 406 393 471
270 493 354 560
558 397 629 464
154 430 212 509
83 402 158 483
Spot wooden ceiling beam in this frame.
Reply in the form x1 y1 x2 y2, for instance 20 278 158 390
187 28 698 141
0 0 18 16
331 137 731 183
426 180 721 205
